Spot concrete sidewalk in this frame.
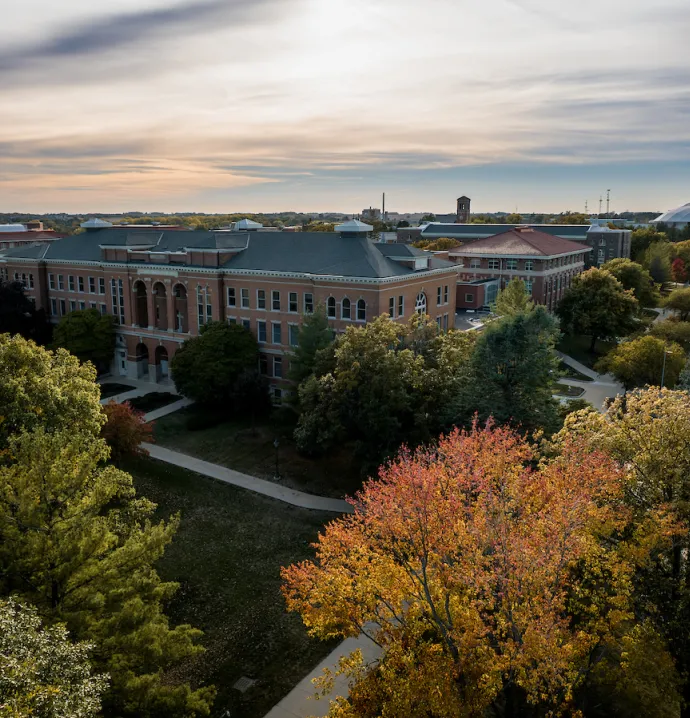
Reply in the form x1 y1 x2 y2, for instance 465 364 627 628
143 397 192 422
556 352 624 411
142 443 353 514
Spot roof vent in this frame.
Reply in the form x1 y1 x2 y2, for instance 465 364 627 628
514 225 534 232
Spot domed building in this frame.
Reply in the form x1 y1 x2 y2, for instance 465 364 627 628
652 202 690 229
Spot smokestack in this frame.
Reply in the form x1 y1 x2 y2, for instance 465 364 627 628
382 192 386 219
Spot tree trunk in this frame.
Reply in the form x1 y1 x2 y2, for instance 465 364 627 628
589 335 597 353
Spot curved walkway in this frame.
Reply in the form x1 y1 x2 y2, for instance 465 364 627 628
555 352 624 412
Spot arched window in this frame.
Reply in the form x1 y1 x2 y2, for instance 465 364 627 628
356 299 366 321
415 292 427 316
327 296 336 318
341 297 351 320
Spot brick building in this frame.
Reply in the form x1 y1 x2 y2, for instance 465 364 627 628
448 227 589 311
0 220 459 401
0 221 65 251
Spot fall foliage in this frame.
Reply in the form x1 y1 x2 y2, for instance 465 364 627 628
101 400 154 465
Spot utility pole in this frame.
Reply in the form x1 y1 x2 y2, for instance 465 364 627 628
606 189 611 216
585 199 588 215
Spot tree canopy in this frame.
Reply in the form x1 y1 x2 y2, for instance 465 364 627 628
645 241 673 285
649 318 690 350
602 257 659 307
664 287 690 321
0 598 107 718
557 268 638 351
170 321 259 408
412 237 461 251
0 279 52 345
288 304 334 387
631 227 667 261
101 400 154 466
492 278 534 316
52 308 116 370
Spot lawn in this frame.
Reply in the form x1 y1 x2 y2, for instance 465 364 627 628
153 406 364 499
557 335 616 370
553 382 585 398
125 456 341 718
557 360 593 382
127 391 181 413
99 382 134 398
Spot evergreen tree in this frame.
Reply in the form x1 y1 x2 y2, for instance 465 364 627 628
288 304 334 386
677 360 690 391
492 278 535 316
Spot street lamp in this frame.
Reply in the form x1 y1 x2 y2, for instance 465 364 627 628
661 345 672 387
273 438 280 479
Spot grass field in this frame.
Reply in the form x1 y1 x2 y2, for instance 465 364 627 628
557 335 616 370
152 406 364 499
553 382 585 398
126 456 340 718
127 391 181 413
99 382 134 398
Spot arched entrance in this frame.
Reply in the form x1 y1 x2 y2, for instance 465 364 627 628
173 284 188 333
152 282 168 330
136 342 150 379
155 346 169 382
133 281 148 327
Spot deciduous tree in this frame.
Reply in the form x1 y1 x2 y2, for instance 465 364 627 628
0 598 107 718
492 278 534 316
101 400 154 466
52 308 116 371
665 287 690 321
631 227 667 261
288 304 334 386
0 279 52 345
672 257 688 283
645 241 673 285
602 257 659 306
649 318 690 350
557 268 638 351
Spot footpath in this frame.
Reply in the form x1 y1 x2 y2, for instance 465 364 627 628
555 352 624 411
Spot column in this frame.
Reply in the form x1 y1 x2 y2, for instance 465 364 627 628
145 280 154 330
166 287 175 333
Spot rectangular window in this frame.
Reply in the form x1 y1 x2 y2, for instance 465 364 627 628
273 386 283 405
49 273 55 290
241 288 250 309
304 293 314 313
58 274 64 290
357 300 366 321
443 314 448 331
272 290 280 311
436 316 442 328
227 287 236 307
524 260 534 271
89 277 96 293
50 298 58 315
437 286 442 306
273 356 283 379
79 301 86 311
257 320 267 343
389 297 395 317
488 259 500 270
444 285 449 304
59 299 66 316
99 303 107 316
227 316 237 324
465 293 474 302
90 302 97 309
259 355 268 375
68 275 75 291
257 289 266 310
398 296 404 317
99 277 105 294
69 300 76 312
241 318 251 331
197 287 212 326
78 276 85 293
289 324 299 347
525 280 533 293
470 259 481 269
110 279 125 324
272 322 282 344
289 292 298 313
506 259 518 270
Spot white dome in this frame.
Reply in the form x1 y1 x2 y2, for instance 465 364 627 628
652 202 690 226
0 224 27 233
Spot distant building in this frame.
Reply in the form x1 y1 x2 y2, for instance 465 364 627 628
0 221 65 251
448 226 589 312
651 202 690 229
361 207 382 221
457 278 500 311
456 196 471 223
586 221 632 268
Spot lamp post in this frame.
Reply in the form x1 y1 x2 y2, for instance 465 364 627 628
273 438 280 479
661 345 672 387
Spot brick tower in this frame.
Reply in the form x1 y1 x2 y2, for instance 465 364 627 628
456 196 471 223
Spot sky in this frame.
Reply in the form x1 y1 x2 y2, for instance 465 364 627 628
2 0 690 214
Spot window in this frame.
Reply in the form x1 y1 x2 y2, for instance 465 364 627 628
259 355 268 375
289 324 299 347
241 288 249 308
356 299 366 321
304 293 314 313
470 259 481 269
437 287 442 306
90 302 96 309
257 320 267 342
50 298 57 315
257 289 266 310
599 237 607 246
273 386 283 405
389 297 395 316
68 275 75 291
465 293 473 302
197 286 212 326
597 249 605 264
272 322 282 344
415 293 427 315
506 259 518 270
443 314 448 331
327 297 336 318
288 292 298 313
273 356 283 379
99 278 106 295
436 316 442 329
398 295 404 317
525 279 533 293
488 259 500 270
110 279 125 324
58 275 64 290
227 287 236 307
59 299 66 316
27 273 34 289
69 300 76 311
227 317 237 324
79 301 86 311
524 260 534 271
78 276 85 293
242 318 251 331
99 303 107 315
444 285 449 304
272 290 280 311
49 273 55 290
342 297 351 320
88 277 96 293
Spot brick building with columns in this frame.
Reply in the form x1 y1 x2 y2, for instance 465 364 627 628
0 220 459 401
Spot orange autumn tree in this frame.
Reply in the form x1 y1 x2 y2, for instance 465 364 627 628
282 423 672 717
101 400 153 466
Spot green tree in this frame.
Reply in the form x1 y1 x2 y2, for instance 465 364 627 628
645 241 673 285
595 335 685 389
0 598 108 718
631 227 667 261
492 278 535 316
288 305 334 386
0 334 104 448
0 429 214 717
553 211 590 225
0 279 52 345
678 360 690 391
171 321 259 408
412 237 461 251
557 268 638 352
665 287 690 321
505 212 522 224
462 306 561 433
52 309 116 370
602 257 659 307
396 220 410 228
650 319 690 350
419 213 436 223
